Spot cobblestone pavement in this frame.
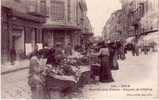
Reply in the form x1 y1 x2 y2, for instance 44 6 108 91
1 51 159 99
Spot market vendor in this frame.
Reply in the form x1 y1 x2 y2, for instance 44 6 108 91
29 44 39 59
108 41 119 70
46 47 56 67
89 44 100 81
38 43 50 59
54 42 65 66
92 41 114 83
64 43 72 57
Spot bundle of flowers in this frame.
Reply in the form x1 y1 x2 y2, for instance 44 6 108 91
46 58 80 80
77 56 90 66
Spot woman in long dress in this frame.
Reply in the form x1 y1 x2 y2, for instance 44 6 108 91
95 41 114 82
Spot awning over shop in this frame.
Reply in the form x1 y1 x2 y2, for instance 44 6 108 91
142 32 159 43
42 25 81 31
126 36 135 43
143 32 159 40
82 32 93 35
81 32 93 39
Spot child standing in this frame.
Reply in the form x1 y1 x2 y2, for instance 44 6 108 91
28 54 46 99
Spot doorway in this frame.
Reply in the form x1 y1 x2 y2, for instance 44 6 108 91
12 28 25 60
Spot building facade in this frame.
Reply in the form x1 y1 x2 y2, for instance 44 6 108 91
102 0 156 41
42 0 79 48
1 0 47 63
140 0 159 30
42 0 93 48
102 10 125 40
78 0 93 49
1 0 92 63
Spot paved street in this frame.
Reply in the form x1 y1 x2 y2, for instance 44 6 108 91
82 51 159 99
1 50 159 99
1 69 31 99
1 60 29 74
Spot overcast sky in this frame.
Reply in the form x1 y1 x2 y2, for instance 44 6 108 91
86 0 122 36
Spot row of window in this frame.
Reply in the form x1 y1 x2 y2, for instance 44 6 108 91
15 0 72 21
13 0 83 23
14 0 73 22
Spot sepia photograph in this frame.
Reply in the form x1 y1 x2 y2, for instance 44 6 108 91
0 0 159 99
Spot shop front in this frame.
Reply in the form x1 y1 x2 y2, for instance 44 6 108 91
1 7 46 63
42 25 81 48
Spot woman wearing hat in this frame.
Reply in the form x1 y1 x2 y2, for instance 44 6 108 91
93 40 114 82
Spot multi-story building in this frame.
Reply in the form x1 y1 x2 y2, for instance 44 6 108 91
126 0 147 37
120 0 159 37
76 0 93 48
42 0 92 48
140 0 159 30
102 10 125 40
1 0 92 63
102 0 149 41
42 0 79 48
1 0 47 63
76 0 93 47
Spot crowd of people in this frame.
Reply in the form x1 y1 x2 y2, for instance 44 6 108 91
27 38 158 99
88 40 125 83
27 40 125 98
124 40 158 56
27 42 93 98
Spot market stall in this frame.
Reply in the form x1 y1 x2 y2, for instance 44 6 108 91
45 66 90 98
43 51 91 98
28 45 100 99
